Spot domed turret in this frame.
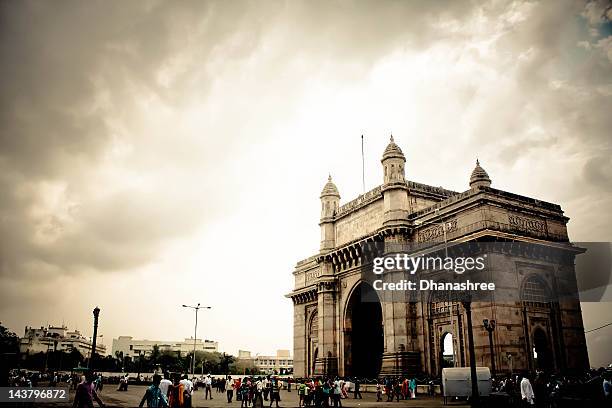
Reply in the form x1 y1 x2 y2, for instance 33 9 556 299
381 135 406 185
382 135 405 161
320 175 340 220
320 175 340 199
320 175 339 251
469 159 492 188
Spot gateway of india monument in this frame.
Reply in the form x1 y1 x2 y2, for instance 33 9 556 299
288 136 589 378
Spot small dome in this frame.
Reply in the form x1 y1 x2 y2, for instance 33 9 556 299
469 159 491 188
381 135 405 162
320 175 340 198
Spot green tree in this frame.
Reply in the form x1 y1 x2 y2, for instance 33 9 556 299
0 324 19 354
150 345 161 366
0 323 20 384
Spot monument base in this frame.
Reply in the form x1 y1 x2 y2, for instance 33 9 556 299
380 351 421 376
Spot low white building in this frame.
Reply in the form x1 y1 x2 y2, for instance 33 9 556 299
112 336 218 358
238 349 293 374
19 325 107 357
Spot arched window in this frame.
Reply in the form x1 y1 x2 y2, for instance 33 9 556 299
309 313 318 338
521 275 551 303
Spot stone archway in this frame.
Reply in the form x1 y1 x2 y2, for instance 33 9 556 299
533 327 553 371
343 281 383 377
440 332 454 368
307 312 318 377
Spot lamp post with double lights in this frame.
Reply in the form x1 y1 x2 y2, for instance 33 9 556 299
483 319 496 377
182 303 211 376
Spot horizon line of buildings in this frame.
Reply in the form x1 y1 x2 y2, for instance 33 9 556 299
17 325 292 373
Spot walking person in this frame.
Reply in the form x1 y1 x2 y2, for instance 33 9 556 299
385 377 393 402
240 380 249 408
159 373 172 402
332 378 342 408
168 375 185 408
263 377 271 401
394 379 401 402
409 378 417 399
139 374 169 408
376 381 382 402
298 381 307 407
270 378 282 408
205 375 213 400
254 377 264 408
353 378 362 399
520 374 535 406
321 380 331 408
226 376 235 403
72 370 106 408
179 374 193 408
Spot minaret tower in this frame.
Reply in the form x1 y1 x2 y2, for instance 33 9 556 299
320 175 340 252
381 136 409 227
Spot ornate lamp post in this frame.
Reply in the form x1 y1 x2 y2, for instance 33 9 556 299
462 300 480 407
89 306 100 369
483 319 496 377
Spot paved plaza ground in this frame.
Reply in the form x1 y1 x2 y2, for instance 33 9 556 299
37 387 470 408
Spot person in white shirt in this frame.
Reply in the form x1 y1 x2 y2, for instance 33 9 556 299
333 379 342 407
204 375 213 400
225 376 235 403
159 373 172 400
180 374 194 408
520 375 535 405
262 377 270 401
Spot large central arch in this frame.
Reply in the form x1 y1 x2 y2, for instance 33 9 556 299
343 281 384 377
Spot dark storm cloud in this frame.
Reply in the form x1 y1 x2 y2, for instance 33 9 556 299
0 0 479 280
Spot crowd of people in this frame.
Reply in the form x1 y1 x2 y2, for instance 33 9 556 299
134 373 288 408
7 366 612 407
491 368 612 406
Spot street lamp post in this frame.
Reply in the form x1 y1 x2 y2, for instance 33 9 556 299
483 319 496 377
89 306 100 369
462 300 480 407
182 303 211 376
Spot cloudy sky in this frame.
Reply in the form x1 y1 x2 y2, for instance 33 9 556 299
1 1 611 366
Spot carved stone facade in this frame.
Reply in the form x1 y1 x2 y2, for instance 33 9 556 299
287 137 589 378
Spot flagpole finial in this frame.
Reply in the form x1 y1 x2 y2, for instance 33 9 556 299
390 133 394 143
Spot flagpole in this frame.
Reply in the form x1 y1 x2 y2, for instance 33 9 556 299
361 134 365 193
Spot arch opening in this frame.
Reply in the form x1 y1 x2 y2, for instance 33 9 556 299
533 328 553 371
441 332 454 368
344 282 383 377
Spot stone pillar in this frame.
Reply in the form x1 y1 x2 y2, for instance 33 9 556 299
314 268 338 376
293 303 307 377
379 234 421 376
